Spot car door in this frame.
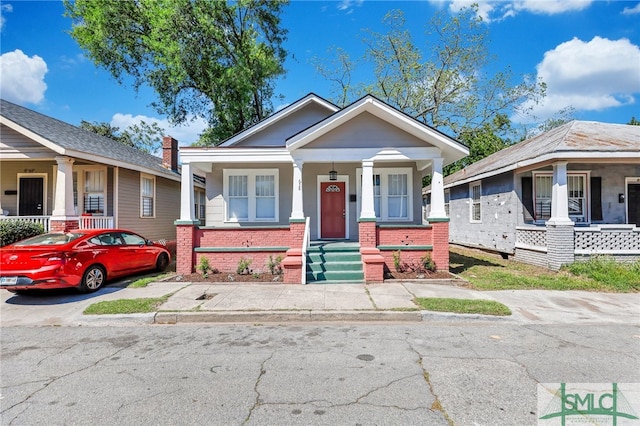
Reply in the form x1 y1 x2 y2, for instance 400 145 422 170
119 231 156 271
90 232 128 275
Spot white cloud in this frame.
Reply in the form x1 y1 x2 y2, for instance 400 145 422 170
0 49 48 104
0 4 12 31
337 0 363 12
438 0 593 21
622 3 640 15
110 113 208 146
516 37 640 122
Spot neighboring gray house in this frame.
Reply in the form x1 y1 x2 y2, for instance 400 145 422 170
0 99 204 243
424 121 640 270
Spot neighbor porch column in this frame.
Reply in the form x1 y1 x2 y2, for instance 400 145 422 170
546 161 575 270
179 161 195 222
360 160 376 219
290 160 304 220
428 157 446 219
50 156 78 232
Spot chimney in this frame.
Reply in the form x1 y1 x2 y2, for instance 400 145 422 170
162 136 179 172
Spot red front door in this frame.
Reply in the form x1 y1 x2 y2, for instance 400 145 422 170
321 182 346 239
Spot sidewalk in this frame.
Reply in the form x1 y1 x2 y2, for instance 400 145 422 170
3 280 638 326
149 280 640 325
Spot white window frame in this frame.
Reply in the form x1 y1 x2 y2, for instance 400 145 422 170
140 174 156 218
356 167 413 222
195 189 206 220
80 166 107 216
444 189 450 217
223 169 279 222
470 182 481 223
533 171 590 223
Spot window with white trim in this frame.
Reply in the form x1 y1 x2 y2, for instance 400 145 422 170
534 172 588 222
195 190 206 220
224 169 278 222
83 169 105 215
470 183 481 222
357 168 413 221
140 174 155 218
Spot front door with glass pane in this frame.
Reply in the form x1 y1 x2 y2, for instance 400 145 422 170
320 181 345 239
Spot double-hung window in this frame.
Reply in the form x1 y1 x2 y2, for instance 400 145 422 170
444 189 450 217
470 183 481 222
83 169 105 215
224 169 278 222
534 172 588 222
140 174 155 218
358 168 412 221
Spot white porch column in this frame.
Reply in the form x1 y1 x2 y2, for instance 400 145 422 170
428 157 447 219
360 160 376 219
179 161 196 222
51 156 76 218
547 161 573 225
290 160 304 219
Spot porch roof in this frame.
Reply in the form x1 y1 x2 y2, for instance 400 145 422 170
0 99 181 182
436 121 640 190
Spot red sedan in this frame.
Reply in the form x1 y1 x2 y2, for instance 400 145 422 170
0 229 170 294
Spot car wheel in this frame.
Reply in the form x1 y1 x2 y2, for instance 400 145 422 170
156 253 169 272
80 265 106 293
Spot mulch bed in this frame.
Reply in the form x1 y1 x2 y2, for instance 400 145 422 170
168 270 456 283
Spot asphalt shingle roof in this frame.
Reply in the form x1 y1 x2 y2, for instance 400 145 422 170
443 120 640 186
1 99 179 181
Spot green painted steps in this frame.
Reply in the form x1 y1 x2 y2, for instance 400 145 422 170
306 243 364 283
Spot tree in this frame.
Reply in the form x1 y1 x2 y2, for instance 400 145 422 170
313 6 545 140
628 117 640 126
79 120 165 154
65 0 288 145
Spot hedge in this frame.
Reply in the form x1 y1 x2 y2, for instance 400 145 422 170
0 220 45 247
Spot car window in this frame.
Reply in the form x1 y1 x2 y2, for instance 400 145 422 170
121 233 146 246
14 233 83 246
96 233 123 246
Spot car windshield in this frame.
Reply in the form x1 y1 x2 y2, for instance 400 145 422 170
14 232 84 246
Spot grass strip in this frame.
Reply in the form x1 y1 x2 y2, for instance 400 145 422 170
127 273 173 288
83 295 170 315
415 297 511 316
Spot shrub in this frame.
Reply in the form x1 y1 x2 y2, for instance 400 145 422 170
267 255 283 275
393 250 404 272
421 253 437 272
0 220 44 247
237 257 253 275
197 256 211 277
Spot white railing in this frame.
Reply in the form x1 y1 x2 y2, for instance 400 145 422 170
575 225 640 254
516 225 547 251
79 216 115 229
302 217 310 284
0 215 115 232
0 216 51 232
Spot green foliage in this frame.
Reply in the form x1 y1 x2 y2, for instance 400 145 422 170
421 254 437 273
415 297 512 316
267 255 283 275
313 5 545 138
237 257 253 275
84 296 169 315
562 257 640 291
197 256 211 277
80 119 165 153
0 220 44 247
393 250 403 272
628 116 640 126
65 0 288 145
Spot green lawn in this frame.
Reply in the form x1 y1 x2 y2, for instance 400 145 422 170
415 297 511 316
450 246 640 292
83 296 170 315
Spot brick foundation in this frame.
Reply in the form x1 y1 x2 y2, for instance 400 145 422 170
50 219 79 233
176 225 196 275
429 221 450 271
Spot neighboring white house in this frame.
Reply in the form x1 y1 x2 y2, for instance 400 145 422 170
424 121 640 270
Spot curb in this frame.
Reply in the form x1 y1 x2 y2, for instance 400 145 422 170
154 310 422 324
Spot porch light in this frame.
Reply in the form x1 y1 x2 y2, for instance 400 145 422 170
329 161 338 181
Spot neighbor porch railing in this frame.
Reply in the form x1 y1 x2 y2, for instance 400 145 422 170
0 215 115 232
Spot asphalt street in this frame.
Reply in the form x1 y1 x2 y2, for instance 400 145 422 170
2 323 639 425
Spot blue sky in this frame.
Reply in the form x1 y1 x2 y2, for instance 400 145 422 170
1 0 639 147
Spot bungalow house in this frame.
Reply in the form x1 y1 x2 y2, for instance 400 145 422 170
0 99 204 244
175 93 469 284
424 121 640 270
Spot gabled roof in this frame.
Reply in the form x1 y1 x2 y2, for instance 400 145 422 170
442 120 640 188
286 94 469 164
218 93 339 147
0 99 180 181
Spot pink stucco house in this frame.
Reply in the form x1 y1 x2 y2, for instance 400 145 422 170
175 94 468 283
